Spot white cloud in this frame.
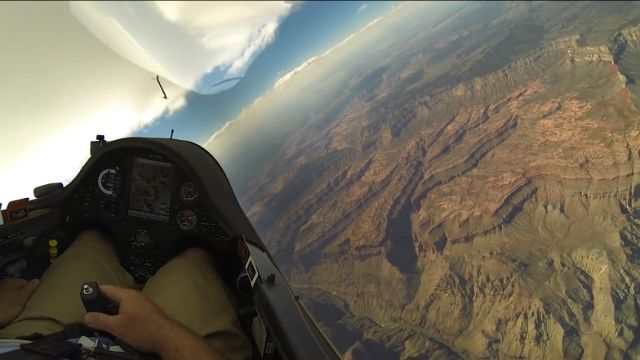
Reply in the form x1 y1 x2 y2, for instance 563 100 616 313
71 1 292 94
272 16 382 90
203 14 386 152
228 20 280 75
208 118 238 143
204 95 265 146
273 55 321 89
356 3 368 15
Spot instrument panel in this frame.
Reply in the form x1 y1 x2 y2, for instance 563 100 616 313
66 149 234 283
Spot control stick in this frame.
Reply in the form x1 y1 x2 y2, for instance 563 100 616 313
80 282 127 354
80 281 117 315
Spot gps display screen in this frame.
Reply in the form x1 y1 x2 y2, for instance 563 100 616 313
128 158 174 221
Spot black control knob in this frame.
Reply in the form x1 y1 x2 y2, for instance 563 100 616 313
80 281 117 315
133 266 152 284
134 272 149 284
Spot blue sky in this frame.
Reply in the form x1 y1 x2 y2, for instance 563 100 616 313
135 1 396 143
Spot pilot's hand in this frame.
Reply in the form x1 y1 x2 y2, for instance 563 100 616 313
0 278 39 328
83 285 174 354
84 285 225 359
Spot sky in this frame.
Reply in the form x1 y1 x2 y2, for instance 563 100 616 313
204 2 423 191
0 1 394 207
135 1 396 142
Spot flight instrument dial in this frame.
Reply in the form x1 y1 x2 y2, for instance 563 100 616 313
178 182 198 202
176 209 198 231
97 167 120 197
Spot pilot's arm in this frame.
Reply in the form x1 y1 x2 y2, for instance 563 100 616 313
84 285 226 360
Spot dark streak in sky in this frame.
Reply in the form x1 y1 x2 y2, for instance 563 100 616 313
209 77 244 88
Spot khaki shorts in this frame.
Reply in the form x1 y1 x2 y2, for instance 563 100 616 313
0 232 251 360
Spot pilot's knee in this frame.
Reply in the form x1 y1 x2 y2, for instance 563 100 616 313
73 229 116 257
177 247 211 265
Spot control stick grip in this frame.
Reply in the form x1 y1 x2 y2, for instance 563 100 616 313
80 281 117 315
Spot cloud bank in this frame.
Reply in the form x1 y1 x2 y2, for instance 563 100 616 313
272 16 382 91
204 13 386 150
70 1 292 94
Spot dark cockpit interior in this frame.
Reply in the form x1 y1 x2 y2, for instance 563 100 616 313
0 136 339 360
67 147 237 284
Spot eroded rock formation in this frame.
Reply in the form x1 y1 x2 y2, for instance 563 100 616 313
228 3 640 358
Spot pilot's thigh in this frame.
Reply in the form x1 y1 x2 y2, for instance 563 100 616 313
143 250 252 360
0 230 135 339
